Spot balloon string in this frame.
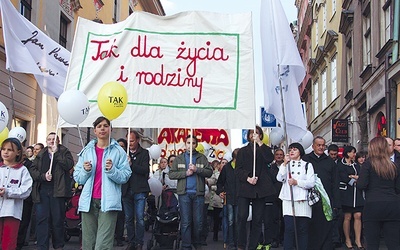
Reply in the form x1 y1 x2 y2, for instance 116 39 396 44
77 125 84 148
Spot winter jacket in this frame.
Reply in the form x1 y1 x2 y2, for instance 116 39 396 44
235 143 275 199
338 159 365 208
153 167 177 189
276 160 315 201
269 162 283 200
0 163 32 220
208 170 223 208
30 144 74 203
169 151 213 196
74 139 131 212
122 145 150 196
216 161 238 205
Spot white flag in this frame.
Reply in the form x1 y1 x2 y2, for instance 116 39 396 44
260 0 307 141
0 0 70 98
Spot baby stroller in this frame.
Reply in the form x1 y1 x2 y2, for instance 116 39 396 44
147 188 180 250
64 186 82 242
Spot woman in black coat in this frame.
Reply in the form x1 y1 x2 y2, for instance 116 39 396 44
338 146 365 249
357 137 400 250
235 126 274 250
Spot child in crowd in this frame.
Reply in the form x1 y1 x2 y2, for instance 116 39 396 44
0 138 33 249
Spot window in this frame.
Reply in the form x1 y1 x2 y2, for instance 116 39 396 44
346 40 353 91
20 0 32 20
321 69 327 110
314 81 319 118
59 14 69 48
331 56 337 99
362 6 371 67
380 0 391 47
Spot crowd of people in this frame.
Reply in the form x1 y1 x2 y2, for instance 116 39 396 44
1 120 400 250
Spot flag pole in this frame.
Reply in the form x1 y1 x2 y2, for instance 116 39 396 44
278 64 298 250
253 131 256 178
7 69 16 128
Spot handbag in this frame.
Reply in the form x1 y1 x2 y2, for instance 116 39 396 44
305 162 321 206
307 187 321 206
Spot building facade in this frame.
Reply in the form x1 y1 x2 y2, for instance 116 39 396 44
297 0 399 150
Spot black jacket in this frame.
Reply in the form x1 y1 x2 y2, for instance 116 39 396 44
30 145 74 203
216 161 238 205
338 159 364 208
269 162 282 200
235 143 275 199
122 146 150 196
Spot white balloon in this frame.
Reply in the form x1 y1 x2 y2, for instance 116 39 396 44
223 150 232 162
299 131 314 149
201 142 211 157
149 144 161 159
57 90 90 125
269 127 284 145
305 145 313 154
8 127 26 143
148 177 162 197
0 101 9 132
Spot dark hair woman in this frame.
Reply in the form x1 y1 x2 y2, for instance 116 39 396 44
338 145 364 249
276 142 315 250
357 137 400 250
355 151 367 167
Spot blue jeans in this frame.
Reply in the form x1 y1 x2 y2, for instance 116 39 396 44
178 193 204 249
123 191 147 246
224 204 238 248
35 187 65 250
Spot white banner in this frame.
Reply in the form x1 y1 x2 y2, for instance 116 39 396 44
261 0 307 141
0 0 70 98
61 11 255 129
